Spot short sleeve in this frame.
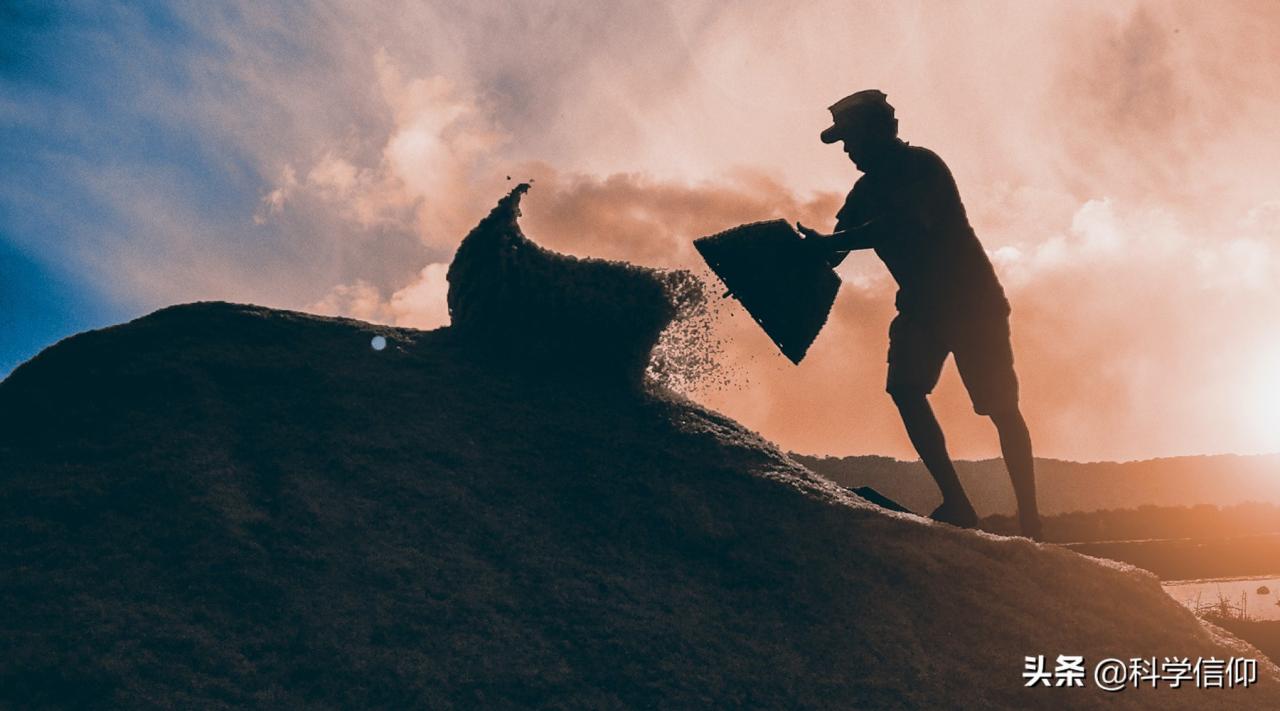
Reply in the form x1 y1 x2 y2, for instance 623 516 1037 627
834 183 866 232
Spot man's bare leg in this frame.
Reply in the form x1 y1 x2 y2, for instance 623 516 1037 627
891 391 977 527
990 409 1042 540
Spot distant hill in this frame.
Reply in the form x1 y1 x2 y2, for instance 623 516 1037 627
794 453 1280 517
2 187 1275 708
979 502 1280 543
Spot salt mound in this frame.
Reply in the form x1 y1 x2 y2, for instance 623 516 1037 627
447 184 698 388
3 303 1276 708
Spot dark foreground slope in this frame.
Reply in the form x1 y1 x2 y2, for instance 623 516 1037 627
2 192 1278 709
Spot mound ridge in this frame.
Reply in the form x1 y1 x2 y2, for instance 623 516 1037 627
2 193 1277 709
446 183 700 388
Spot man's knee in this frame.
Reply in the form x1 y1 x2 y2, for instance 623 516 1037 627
888 386 929 411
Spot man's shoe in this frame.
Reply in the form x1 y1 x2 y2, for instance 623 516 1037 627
929 500 979 529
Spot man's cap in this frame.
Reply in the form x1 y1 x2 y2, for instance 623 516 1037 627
820 89 895 144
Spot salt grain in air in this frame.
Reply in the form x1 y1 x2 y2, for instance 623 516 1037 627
371 336 387 351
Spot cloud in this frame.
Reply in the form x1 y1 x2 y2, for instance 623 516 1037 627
1045 1 1280 212
255 50 510 243
307 280 387 324
310 262 451 331
517 164 843 267
987 197 1280 459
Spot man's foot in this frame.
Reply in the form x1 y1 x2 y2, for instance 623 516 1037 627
929 499 979 529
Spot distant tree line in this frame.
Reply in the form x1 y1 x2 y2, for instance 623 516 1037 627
978 502 1280 543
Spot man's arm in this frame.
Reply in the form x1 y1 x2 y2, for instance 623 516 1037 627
796 218 884 254
799 150 952 257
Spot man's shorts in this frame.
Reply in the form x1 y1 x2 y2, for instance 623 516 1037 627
885 312 1019 415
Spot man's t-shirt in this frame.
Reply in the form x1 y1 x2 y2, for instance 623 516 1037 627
834 142 1009 325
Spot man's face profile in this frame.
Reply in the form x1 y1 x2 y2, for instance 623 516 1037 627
840 130 876 169
832 112 889 170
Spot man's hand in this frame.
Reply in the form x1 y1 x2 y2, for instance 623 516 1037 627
795 222 825 241
796 222 833 259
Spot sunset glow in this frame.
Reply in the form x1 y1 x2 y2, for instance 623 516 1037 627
1244 345 1280 454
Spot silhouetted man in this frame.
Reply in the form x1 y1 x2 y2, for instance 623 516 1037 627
797 90 1042 540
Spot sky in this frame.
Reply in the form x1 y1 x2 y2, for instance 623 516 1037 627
3 0 1280 462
